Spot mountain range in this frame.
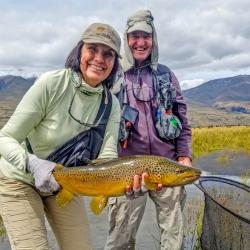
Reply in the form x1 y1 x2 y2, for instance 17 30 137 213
184 75 250 103
0 75 36 102
0 74 250 127
182 74 250 126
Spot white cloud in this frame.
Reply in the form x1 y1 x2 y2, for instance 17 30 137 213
0 0 250 89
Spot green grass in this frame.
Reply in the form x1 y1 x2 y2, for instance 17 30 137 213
193 203 204 250
0 215 6 238
240 169 250 186
192 126 250 159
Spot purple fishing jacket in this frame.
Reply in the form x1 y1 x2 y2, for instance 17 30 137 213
119 65 192 161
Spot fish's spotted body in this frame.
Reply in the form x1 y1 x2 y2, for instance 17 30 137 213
53 155 201 214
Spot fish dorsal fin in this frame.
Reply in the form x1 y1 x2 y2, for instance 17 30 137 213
90 196 108 215
89 158 114 166
56 189 74 208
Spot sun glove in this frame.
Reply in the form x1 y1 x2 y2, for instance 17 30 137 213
27 153 60 194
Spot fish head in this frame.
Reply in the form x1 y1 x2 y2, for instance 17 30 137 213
162 166 201 186
151 158 201 186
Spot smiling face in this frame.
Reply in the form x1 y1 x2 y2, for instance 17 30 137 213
80 43 116 87
127 31 153 65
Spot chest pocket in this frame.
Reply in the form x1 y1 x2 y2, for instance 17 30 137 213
154 70 182 140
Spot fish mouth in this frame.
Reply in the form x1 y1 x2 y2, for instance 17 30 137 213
181 173 201 182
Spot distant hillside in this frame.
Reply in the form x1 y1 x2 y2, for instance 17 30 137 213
183 75 250 126
0 75 36 128
186 102 250 127
183 75 250 104
0 74 250 128
0 75 36 103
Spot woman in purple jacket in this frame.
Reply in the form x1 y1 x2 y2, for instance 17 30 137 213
105 10 192 250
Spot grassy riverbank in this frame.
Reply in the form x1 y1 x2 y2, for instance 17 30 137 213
192 126 250 159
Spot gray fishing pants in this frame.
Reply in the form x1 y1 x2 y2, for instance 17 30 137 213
105 186 186 250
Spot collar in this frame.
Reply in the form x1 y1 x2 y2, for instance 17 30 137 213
71 70 103 95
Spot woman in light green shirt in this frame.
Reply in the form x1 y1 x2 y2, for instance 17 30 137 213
0 23 121 250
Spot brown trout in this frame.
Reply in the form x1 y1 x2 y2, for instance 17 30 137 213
53 155 201 214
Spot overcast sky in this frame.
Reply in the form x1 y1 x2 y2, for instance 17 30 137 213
0 0 250 89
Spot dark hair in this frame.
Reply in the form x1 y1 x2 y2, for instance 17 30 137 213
65 40 119 89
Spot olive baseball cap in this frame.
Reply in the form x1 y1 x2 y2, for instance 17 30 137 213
82 23 121 58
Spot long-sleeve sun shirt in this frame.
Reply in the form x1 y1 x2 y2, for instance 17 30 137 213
0 68 120 184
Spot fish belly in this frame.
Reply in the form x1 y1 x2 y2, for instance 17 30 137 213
60 177 129 197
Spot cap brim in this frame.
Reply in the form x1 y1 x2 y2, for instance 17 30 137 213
82 37 122 58
127 22 152 33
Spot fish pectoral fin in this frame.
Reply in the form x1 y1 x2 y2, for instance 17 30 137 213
54 164 64 171
90 196 108 215
144 176 158 190
56 189 74 208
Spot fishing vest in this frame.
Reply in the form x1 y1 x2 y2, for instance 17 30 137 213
117 64 182 147
26 87 112 167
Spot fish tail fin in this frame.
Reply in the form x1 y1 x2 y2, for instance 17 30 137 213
56 189 74 207
90 196 108 215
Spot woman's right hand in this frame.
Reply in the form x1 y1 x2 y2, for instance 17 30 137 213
27 154 61 195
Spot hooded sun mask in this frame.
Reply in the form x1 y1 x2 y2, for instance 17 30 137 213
123 10 159 72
